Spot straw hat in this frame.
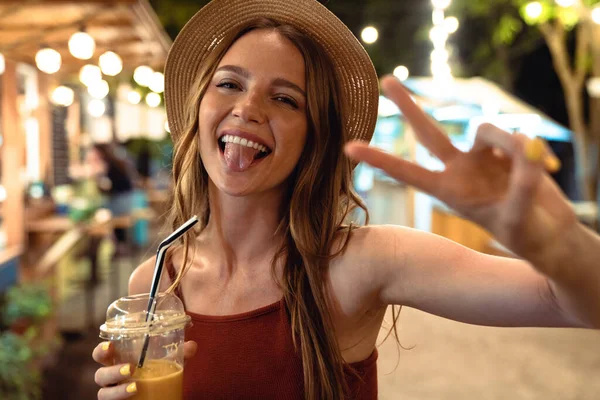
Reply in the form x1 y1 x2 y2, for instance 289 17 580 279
164 0 379 144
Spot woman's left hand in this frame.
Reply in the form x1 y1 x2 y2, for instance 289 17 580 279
345 75 577 276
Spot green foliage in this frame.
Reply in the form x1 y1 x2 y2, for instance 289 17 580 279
150 0 210 38
0 332 41 400
582 0 600 7
1 283 52 327
556 6 580 29
493 15 523 46
519 1 552 25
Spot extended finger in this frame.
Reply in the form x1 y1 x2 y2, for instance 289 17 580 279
97 382 138 400
472 124 561 173
93 342 114 366
95 364 134 387
345 142 441 195
471 123 518 153
380 75 458 162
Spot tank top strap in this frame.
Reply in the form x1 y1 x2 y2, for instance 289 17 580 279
165 259 186 309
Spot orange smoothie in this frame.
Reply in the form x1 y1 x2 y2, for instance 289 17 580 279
130 359 183 400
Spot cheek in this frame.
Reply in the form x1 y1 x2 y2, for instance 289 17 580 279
198 98 226 145
283 119 308 159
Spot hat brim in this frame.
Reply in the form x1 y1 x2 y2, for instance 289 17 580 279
164 0 379 145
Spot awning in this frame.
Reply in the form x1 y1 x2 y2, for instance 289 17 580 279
0 0 172 75
397 77 573 142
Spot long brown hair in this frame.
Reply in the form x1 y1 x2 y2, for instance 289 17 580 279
166 18 373 399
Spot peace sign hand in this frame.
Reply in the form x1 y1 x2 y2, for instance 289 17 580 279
345 75 577 272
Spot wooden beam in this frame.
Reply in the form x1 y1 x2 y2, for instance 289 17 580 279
16 35 142 53
0 18 133 31
0 0 137 4
0 4 112 52
131 0 171 54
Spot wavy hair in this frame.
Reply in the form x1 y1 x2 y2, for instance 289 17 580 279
165 18 379 399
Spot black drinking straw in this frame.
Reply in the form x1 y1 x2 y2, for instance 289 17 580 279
137 215 199 368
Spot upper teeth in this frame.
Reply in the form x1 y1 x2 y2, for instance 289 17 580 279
220 135 268 153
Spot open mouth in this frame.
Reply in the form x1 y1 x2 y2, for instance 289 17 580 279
218 134 273 171
218 135 272 161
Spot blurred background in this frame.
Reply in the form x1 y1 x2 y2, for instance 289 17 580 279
0 0 599 399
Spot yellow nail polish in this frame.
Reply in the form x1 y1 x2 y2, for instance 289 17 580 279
120 364 131 376
126 382 137 393
544 155 562 172
101 342 110 351
525 138 545 162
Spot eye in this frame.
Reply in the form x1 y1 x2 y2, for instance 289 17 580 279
274 95 298 109
216 80 240 90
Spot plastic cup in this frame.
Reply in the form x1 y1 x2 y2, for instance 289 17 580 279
99 292 191 400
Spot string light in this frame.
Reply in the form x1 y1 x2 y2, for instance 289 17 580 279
127 91 142 105
51 86 75 107
149 72 165 93
134 66 154 87
68 30 95 60
145 92 161 108
432 0 451 10
429 26 448 48
444 17 459 33
0 53 4 75
525 2 543 19
361 27 379 44
88 79 109 99
555 0 576 7
79 64 102 87
592 7 600 25
35 48 61 74
393 66 410 81
429 1 457 82
99 51 122 76
88 99 106 117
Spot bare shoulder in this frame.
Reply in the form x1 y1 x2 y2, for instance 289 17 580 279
333 224 409 270
128 254 176 296
329 224 408 312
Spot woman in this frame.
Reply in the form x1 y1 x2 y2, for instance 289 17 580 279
87 143 136 243
93 1 599 399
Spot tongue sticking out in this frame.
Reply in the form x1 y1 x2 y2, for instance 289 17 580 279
223 142 261 171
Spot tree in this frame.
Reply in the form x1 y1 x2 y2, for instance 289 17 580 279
452 0 600 202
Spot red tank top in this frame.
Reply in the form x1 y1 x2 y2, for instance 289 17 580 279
166 264 378 399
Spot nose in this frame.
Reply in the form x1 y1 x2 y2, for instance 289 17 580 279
232 91 266 124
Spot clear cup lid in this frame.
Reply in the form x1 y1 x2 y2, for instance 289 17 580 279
99 292 191 339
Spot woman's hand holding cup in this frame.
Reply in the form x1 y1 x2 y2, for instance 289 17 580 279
93 340 197 400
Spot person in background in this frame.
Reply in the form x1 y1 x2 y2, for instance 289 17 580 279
86 143 136 250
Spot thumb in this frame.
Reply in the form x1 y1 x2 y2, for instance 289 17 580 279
505 137 545 223
183 340 198 360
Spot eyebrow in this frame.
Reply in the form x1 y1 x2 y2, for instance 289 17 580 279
215 65 306 97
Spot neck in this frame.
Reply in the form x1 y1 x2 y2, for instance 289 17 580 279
201 181 288 273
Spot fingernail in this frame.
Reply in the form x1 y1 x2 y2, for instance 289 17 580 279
525 138 545 162
120 364 131 376
101 342 110 351
544 155 561 172
126 382 137 393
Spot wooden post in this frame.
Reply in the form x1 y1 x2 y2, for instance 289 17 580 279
1 59 26 247
36 73 53 184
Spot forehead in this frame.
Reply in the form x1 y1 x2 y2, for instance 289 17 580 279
218 29 306 87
